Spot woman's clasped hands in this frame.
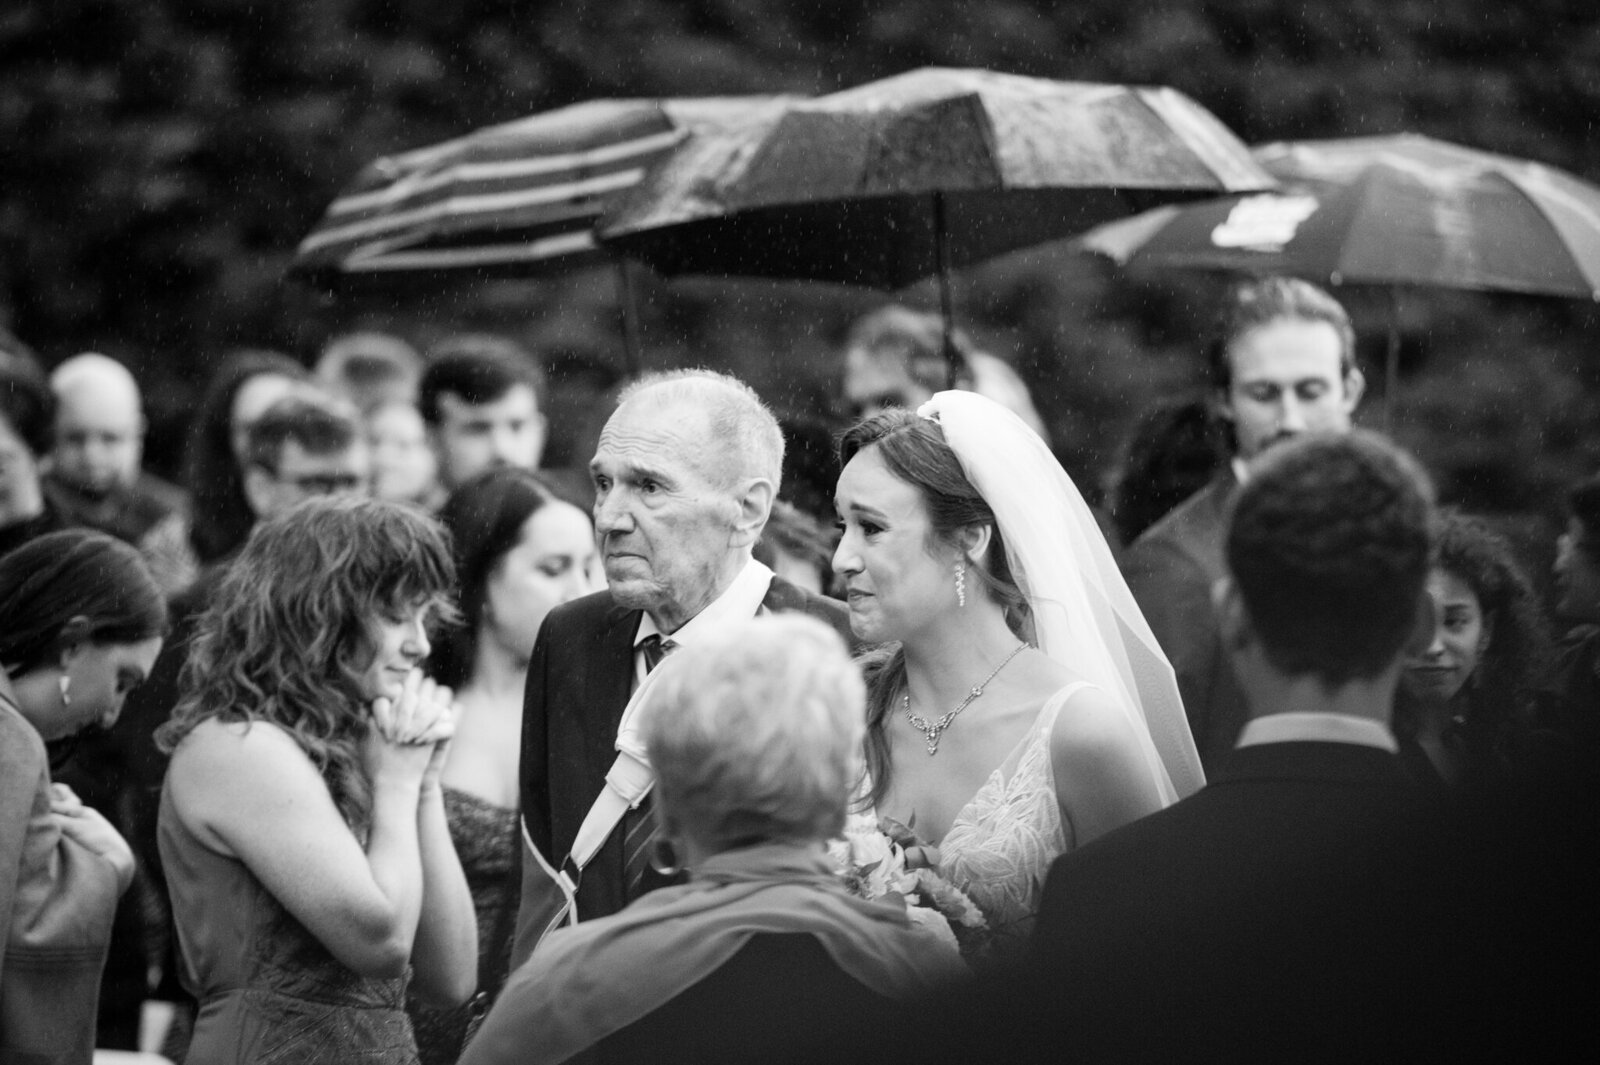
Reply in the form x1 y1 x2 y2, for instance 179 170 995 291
365 668 456 789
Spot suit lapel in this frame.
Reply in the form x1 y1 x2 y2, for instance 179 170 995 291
583 602 642 800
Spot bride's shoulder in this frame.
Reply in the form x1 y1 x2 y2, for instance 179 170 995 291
1042 682 1147 765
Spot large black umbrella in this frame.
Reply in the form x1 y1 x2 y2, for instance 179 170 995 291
597 67 1273 366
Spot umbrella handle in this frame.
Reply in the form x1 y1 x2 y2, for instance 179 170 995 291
933 191 962 389
616 258 643 379
1384 287 1401 434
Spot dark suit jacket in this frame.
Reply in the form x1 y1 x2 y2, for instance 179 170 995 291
1121 470 1244 774
1019 738 1558 1060
511 575 853 965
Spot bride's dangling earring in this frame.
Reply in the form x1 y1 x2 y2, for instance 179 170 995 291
954 560 967 608
58 673 72 709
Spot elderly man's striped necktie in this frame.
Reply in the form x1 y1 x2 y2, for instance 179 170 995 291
622 634 674 899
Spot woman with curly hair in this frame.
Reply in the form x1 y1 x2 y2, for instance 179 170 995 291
156 497 476 1064
1396 511 1552 787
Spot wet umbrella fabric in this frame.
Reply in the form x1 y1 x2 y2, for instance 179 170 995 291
1078 133 1600 298
597 67 1275 291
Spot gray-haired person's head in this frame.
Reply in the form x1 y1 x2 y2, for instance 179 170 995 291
643 614 865 853
615 368 784 491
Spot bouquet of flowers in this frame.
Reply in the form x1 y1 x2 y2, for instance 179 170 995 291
828 810 990 958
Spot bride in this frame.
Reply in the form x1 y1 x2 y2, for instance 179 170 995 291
832 391 1204 956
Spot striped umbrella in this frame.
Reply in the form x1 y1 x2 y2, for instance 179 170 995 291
291 95 793 287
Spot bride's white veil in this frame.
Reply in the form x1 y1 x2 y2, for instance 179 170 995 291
919 390 1205 802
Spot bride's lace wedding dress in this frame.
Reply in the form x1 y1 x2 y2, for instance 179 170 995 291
935 682 1088 959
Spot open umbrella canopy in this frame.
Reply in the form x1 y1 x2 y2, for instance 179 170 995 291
1079 133 1600 298
598 67 1274 290
290 95 793 290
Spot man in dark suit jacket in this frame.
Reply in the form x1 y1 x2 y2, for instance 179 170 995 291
1122 278 1365 773
1016 431 1598 1061
511 369 852 967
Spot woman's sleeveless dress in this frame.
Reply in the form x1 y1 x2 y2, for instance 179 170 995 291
407 787 518 1065
936 682 1087 959
157 781 418 1064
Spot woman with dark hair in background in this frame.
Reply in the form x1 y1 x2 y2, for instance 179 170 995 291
410 468 598 1064
184 349 310 568
157 498 476 1064
1397 511 1552 788
1 530 165 1065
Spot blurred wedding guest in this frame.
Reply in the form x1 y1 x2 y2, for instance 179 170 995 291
1396 512 1551 788
1106 394 1228 550
1122 277 1365 773
461 615 961 1065
1027 431 1444 1057
185 349 311 567
0 363 70 558
1547 474 1600 775
239 396 370 524
155 498 476 1064
0 325 43 376
316 331 423 413
409 468 598 1065
753 499 836 597
419 335 546 495
367 399 443 510
840 304 1048 441
46 352 196 596
2 531 164 1065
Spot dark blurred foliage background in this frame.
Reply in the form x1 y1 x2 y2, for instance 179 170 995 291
4 0 1600 551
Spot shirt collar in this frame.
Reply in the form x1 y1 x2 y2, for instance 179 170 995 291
1231 455 1252 486
634 557 775 649
1236 711 1398 753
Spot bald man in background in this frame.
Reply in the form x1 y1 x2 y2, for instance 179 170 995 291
45 353 196 596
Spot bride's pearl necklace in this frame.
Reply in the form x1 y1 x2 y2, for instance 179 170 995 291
903 642 1028 756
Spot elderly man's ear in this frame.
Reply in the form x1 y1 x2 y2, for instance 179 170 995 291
728 477 776 548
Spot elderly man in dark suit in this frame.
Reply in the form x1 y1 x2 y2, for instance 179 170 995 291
1121 277 1365 774
510 369 852 968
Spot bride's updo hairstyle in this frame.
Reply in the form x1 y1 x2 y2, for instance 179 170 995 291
838 409 1030 806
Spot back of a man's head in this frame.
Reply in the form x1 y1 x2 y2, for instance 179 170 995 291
417 334 544 424
1227 431 1434 687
